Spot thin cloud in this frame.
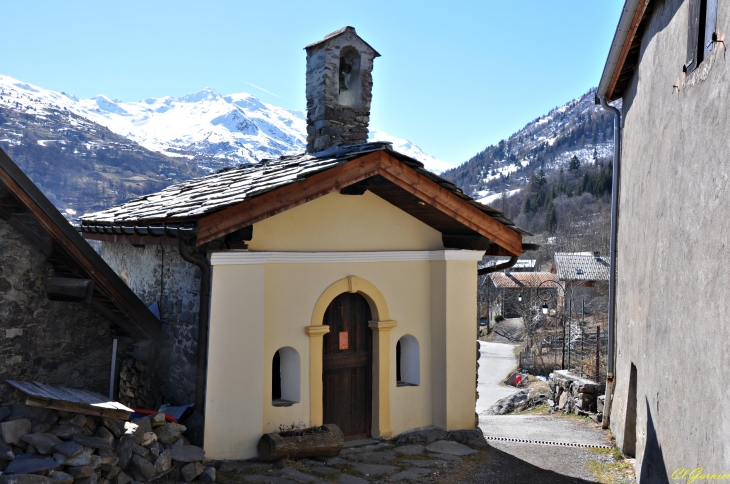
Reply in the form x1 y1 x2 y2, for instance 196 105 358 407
246 82 285 99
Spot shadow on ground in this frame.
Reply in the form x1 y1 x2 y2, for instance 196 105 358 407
446 444 601 484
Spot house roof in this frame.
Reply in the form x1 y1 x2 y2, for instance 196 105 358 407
0 147 160 341
304 26 381 57
81 143 528 256
598 0 653 102
488 272 559 289
554 252 610 282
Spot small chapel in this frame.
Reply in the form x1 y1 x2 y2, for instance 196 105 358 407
80 26 528 459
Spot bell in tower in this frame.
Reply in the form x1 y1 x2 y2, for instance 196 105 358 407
304 27 380 153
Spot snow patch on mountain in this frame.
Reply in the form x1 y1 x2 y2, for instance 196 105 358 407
0 74 449 173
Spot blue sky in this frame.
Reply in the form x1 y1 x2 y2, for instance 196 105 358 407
3 1 622 166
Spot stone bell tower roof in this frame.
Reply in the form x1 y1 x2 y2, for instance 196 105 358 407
304 27 380 153
304 26 381 57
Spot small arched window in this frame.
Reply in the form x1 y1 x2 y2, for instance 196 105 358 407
338 47 361 107
272 347 300 406
396 335 420 387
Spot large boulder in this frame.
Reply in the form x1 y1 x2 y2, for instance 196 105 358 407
170 445 204 463
1 419 31 445
153 422 186 445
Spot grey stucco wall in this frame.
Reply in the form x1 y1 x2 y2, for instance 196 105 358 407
101 242 200 406
0 219 113 401
613 0 730 480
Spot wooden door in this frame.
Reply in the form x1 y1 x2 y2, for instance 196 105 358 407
322 292 372 440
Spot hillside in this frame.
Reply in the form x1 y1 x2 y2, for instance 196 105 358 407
0 103 204 220
442 89 619 203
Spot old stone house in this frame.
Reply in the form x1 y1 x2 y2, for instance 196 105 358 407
79 27 530 460
0 148 160 404
597 0 729 480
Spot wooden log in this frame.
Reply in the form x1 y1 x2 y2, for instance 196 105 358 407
257 424 344 461
45 277 94 303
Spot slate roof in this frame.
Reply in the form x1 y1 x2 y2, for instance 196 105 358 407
304 26 381 56
488 272 560 289
554 252 610 281
80 143 526 234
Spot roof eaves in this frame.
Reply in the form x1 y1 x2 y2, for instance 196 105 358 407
598 0 649 101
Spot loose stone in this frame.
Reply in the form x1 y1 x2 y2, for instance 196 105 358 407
170 445 205 463
53 441 83 458
4 457 60 474
181 461 204 483
73 434 114 450
21 434 62 455
1 419 32 445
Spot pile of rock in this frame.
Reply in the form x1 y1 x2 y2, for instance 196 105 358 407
0 403 214 484
117 360 156 410
548 370 603 417
485 389 548 415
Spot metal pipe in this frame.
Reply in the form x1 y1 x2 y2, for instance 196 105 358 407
477 256 519 276
600 95 622 429
177 237 211 419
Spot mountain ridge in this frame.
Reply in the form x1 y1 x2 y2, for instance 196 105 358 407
0 75 450 174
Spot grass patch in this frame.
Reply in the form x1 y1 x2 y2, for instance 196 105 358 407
517 403 550 415
586 446 635 483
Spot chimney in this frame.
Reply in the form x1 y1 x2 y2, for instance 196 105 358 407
304 27 380 153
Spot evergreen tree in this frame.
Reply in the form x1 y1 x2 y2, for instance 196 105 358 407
537 168 547 187
545 199 558 234
569 155 581 172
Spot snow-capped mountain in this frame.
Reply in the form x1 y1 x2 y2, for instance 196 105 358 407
442 89 618 202
0 75 449 174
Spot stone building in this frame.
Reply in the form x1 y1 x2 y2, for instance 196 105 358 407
597 0 729 480
0 148 160 404
80 27 531 459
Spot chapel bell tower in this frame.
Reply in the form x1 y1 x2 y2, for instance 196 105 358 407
304 26 380 153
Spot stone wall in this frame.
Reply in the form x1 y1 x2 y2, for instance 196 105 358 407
548 370 602 416
611 0 730 477
100 242 200 406
0 219 113 401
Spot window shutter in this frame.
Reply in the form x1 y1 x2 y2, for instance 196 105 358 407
704 0 718 58
686 0 701 72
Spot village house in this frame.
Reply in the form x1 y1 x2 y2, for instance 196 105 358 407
552 252 610 314
0 148 160 406
597 0 729 480
79 27 530 459
484 272 559 320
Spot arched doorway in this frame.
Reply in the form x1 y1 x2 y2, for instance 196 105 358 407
322 292 372 440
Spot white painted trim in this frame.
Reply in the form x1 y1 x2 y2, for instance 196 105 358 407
209 250 484 266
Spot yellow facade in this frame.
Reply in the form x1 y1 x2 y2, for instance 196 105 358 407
204 192 481 459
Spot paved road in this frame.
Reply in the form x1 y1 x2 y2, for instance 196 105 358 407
476 340 519 416
474 340 622 483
